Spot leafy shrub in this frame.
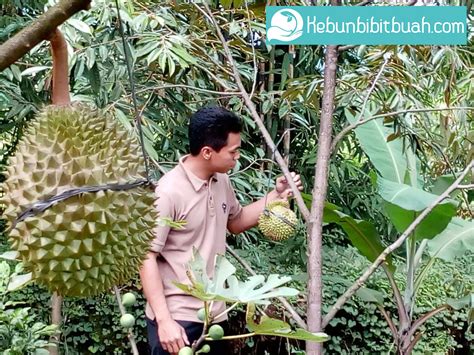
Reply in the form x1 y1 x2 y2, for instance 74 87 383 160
0 261 57 354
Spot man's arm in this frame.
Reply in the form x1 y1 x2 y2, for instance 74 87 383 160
228 172 303 234
49 29 70 106
139 252 189 354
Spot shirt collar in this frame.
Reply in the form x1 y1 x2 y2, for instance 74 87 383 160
179 155 218 192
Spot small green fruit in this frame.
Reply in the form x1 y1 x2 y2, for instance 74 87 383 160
122 292 137 307
208 324 224 340
200 344 211 353
197 308 206 322
178 346 193 355
120 313 135 328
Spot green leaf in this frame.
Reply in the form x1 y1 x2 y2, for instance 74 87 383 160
378 178 457 239
21 66 50 77
426 218 474 261
333 211 394 271
346 111 406 183
446 294 473 311
246 303 329 342
300 193 341 224
170 46 197 65
174 251 298 305
7 272 32 292
68 19 91 35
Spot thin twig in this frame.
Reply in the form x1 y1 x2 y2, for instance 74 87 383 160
322 161 474 328
226 245 307 329
195 2 310 221
243 0 258 100
360 56 389 118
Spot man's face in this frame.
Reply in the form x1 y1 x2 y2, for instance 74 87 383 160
209 132 241 173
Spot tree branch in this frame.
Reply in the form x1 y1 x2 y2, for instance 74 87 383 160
48 292 63 355
195 2 310 221
306 43 338 355
330 107 474 155
225 245 307 329
322 161 474 328
0 0 91 71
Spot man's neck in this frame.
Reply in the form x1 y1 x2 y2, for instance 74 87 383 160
182 155 214 180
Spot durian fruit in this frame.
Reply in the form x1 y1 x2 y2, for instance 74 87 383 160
258 200 297 241
0 105 157 297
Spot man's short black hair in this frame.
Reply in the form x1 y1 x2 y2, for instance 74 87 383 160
188 106 242 156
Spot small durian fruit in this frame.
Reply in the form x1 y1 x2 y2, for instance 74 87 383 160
0 105 157 297
208 324 224 340
122 292 137 307
120 313 135 328
258 200 297 241
178 347 193 355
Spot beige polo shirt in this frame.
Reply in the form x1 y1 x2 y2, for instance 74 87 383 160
145 155 242 323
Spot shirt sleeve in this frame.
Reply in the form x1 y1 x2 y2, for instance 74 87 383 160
149 185 174 253
226 176 243 221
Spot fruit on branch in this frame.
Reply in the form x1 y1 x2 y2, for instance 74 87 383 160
199 344 211 353
197 308 206 322
257 200 297 241
120 313 135 328
178 346 193 355
122 292 137 307
1 105 157 297
208 324 224 340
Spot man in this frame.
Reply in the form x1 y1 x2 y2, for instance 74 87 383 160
140 107 302 355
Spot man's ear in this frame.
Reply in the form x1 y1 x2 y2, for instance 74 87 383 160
200 147 213 160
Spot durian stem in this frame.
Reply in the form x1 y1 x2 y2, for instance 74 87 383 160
114 286 139 355
205 332 256 341
213 302 239 321
49 292 62 355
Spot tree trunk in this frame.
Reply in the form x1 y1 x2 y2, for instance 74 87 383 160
49 292 62 355
0 0 91 71
306 44 339 354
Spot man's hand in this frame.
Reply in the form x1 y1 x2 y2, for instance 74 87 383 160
157 317 189 354
275 172 303 199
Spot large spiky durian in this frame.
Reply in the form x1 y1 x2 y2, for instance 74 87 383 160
258 200 297 241
0 105 157 297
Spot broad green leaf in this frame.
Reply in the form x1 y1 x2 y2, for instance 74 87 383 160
426 218 474 261
430 173 470 197
301 192 393 270
246 303 329 342
300 193 341 223
379 178 457 239
7 272 32 291
175 252 298 305
346 110 406 183
333 211 394 271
